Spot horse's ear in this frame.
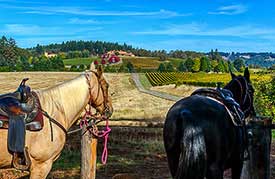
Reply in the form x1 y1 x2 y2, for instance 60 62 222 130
230 69 236 79
90 63 96 72
244 67 250 82
97 65 103 78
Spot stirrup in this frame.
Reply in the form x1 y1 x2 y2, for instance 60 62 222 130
12 147 31 171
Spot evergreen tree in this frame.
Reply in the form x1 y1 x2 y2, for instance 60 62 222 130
233 58 245 72
200 57 210 72
185 58 194 72
166 62 174 72
177 61 187 72
157 63 166 72
214 60 225 72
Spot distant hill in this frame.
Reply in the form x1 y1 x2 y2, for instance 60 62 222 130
219 52 275 68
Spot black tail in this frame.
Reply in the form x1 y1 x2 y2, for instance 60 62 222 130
175 124 206 179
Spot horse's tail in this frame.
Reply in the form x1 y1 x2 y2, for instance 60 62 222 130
176 115 206 179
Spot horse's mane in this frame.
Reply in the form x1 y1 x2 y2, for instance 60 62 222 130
42 74 84 93
36 73 92 128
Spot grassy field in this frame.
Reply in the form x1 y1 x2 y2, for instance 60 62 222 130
0 72 175 121
121 56 162 70
63 57 100 66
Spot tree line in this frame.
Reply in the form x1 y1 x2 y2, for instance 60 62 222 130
0 36 64 71
30 40 203 60
157 57 245 73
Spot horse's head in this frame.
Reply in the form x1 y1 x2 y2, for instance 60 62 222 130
224 67 255 118
88 64 113 118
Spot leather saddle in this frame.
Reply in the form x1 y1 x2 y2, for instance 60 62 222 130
191 87 244 126
0 79 44 131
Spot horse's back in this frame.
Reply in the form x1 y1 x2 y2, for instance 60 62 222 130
164 95 239 178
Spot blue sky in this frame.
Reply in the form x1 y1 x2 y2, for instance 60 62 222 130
0 0 274 52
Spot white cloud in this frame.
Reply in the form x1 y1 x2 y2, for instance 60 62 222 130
0 4 190 18
1 24 103 36
69 18 100 25
139 38 275 52
132 23 275 38
209 4 247 15
28 8 188 17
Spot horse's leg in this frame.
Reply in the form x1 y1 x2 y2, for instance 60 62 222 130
231 160 243 179
206 164 223 179
163 117 180 177
166 146 180 177
29 160 53 179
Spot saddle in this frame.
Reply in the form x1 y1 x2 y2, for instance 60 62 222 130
0 79 45 170
192 86 250 160
0 80 44 131
191 87 244 126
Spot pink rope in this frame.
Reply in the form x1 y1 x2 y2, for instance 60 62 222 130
80 108 111 164
99 119 111 164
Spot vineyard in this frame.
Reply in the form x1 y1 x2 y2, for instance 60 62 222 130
145 72 272 87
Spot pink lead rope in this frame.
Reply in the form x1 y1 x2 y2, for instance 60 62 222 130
80 108 111 165
99 119 111 164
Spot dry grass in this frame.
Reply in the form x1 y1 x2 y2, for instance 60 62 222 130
105 73 174 120
150 84 200 97
0 72 174 122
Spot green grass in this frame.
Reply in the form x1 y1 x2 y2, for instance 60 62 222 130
138 73 152 89
167 58 185 67
63 57 100 66
52 150 80 170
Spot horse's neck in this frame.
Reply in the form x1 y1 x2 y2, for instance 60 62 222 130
37 74 95 130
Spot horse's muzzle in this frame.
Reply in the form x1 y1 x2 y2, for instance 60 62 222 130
104 106 113 118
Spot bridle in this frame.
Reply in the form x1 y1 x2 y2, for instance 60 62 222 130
39 71 112 164
41 71 111 139
85 71 111 117
227 77 255 118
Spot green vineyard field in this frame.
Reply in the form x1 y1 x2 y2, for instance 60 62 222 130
145 72 272 87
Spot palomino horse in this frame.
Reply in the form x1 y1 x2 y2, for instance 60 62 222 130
163 68 255 179
0 65 113 179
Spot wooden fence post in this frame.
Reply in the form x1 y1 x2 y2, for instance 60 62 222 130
241 118 271 179
81 126 98 179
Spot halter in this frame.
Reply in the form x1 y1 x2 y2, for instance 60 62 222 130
84 71 110 116
40 71 112 164
228 77 254 117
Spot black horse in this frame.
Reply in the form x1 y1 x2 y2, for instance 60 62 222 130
163 68 255 179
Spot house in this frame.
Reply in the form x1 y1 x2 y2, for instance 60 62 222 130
44 52 57 58
108 55 120 63
107 50 135 57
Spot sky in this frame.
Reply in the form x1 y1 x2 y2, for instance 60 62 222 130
0 0 275 52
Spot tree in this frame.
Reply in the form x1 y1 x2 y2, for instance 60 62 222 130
166 62 174 72
185 58 194 72
200 57 210 72
157 63 166 72
233 58 245 72
126 62 134 72
82 49 90 58
214 60 225 73
192 58 201 72
177 61 187 72
0 36 18 67
35 44 44 56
